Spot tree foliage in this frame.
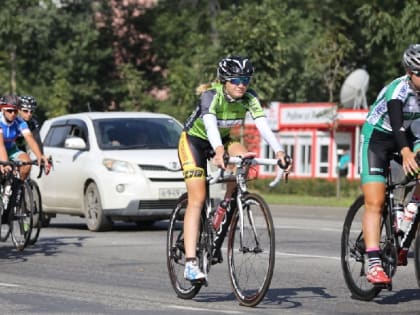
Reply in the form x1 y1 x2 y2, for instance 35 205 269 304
0 0 418 124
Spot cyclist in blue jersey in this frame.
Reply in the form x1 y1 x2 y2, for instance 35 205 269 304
178 56 292 281
0 95 49 180
360 44 420 284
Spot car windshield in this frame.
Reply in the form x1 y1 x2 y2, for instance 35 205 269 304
94 117 183 150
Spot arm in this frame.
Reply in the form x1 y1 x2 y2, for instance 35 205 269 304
387 99 409 152
254 116 291 170
203 113 225 168
387 99 418 174
0 131 9 173
22 132 49 165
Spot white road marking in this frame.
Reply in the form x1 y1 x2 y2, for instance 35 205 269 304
0 282 20 287
169 305 241 314
277 252 340 261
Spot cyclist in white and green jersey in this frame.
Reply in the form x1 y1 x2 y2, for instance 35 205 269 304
178 56 291 281
361 44 420 285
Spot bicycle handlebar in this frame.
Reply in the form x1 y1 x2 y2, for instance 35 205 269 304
0 156 53 178
208 153 291 185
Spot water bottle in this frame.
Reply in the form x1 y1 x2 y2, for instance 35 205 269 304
393 203 404 232
213 199 229 230
399 202 418 233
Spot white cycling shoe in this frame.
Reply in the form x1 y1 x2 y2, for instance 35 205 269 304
184 260 206 281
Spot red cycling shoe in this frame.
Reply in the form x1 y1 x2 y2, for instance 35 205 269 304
366 266 391 284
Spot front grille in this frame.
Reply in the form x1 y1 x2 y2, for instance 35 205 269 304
139 199 178 210
139 164 181 172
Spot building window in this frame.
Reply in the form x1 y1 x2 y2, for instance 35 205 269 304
319 145 329 174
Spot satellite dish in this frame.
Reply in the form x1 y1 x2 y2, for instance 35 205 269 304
340 69 369 109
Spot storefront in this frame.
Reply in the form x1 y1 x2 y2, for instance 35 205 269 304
241 102 369 180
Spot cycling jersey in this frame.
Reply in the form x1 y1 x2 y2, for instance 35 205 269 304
360 75 420 184
16 117 43 153
184 82 265 140
179 82 282 180
365 75 420 132
0 114 30 152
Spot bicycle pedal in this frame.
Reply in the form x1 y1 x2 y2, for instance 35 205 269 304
373 282 392 290
190 278 207 286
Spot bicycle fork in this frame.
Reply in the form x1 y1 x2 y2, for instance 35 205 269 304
237 196 261 254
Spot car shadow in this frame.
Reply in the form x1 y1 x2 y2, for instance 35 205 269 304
47 220 171 232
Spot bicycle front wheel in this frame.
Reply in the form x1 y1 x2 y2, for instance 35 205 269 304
414 223 420 288
167 193 202 299
227 193 275 307
341 195 383 300
28 180 42 245
9 181 34 251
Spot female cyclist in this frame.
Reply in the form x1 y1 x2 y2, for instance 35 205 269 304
178 55 291 281
360 44 420 284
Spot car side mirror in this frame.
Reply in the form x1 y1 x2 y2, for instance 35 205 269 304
65 136 87 150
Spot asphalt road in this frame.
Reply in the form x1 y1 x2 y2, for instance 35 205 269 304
1 204 420 315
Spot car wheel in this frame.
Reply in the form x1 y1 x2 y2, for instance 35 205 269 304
84 182 112 232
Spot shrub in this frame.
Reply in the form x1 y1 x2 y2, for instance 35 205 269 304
249 178 361 198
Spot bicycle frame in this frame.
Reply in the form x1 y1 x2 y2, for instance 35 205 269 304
210 155 281 254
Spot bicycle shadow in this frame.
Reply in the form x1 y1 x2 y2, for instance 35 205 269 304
194 286 335 308
0 235 91 261
371 289 420 304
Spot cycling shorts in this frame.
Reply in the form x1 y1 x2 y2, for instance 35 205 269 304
7 146 25 161
178 131 234 181
360 124 420 184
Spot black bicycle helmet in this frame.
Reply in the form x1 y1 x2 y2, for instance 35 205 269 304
217 56 254 82
0 94 20 109
19 95 37 110
403 44 420 73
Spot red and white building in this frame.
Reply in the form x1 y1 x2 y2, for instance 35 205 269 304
239 102 369 180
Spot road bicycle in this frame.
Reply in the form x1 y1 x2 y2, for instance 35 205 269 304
0 159 50 250
167 152 290 307
341 153 420 300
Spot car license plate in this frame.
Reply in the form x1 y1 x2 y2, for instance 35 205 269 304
159 188 186 199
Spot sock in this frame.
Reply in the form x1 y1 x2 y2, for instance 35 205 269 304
366 248 381 271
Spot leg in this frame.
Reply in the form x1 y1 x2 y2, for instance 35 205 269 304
362 182 391 284
183 178 206 259
16 152 31 180
224 142 247 199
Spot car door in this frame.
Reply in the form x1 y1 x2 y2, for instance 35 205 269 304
41 119 90 212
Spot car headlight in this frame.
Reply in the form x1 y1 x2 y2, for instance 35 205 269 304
103 159 135 174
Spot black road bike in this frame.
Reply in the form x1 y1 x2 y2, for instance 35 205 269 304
0 159 51 250
167 153 290 307
341 153 420 300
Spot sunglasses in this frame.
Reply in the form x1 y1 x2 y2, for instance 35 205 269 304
227 77 251 85
4 109 17 114
412 70 420 77
21 109 34 114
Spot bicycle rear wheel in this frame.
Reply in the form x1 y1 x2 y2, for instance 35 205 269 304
227 193 275 307
9 181 34 251
167 193 202 299
341 195 385 300
28 180 42 245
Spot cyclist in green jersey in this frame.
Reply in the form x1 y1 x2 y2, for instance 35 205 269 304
178 56 292 281
360 44 420 284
